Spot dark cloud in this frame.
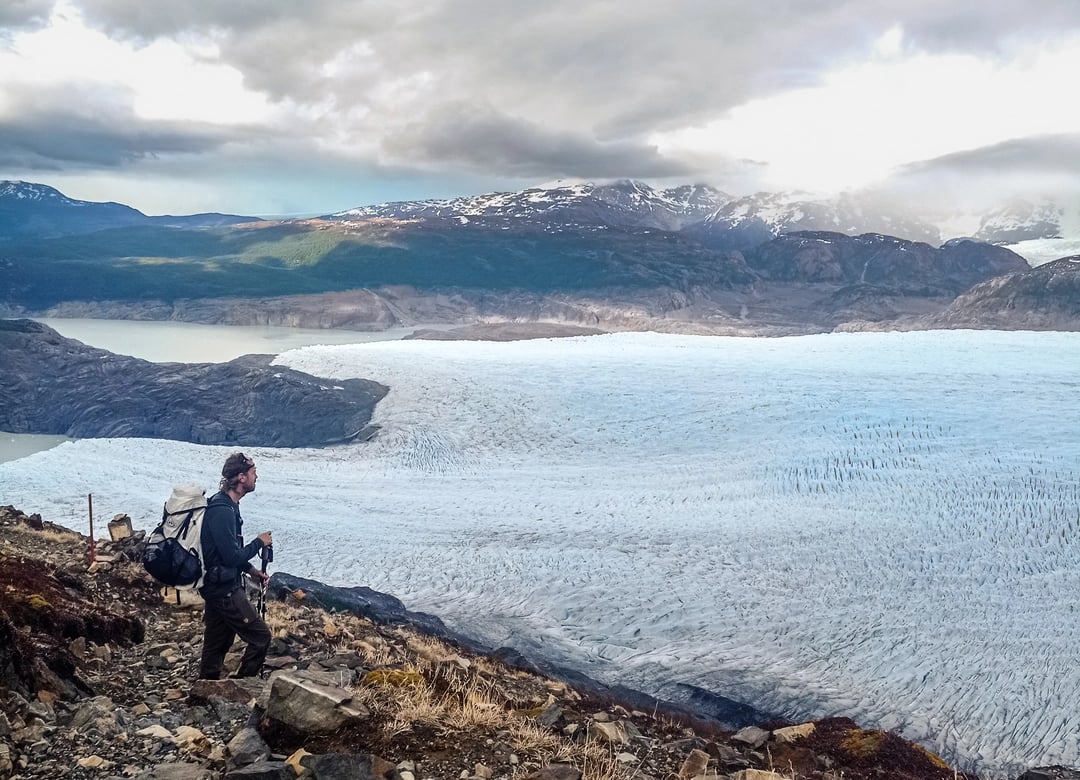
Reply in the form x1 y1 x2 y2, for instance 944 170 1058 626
893 0 1080 54
874 134 1080 211
898 134 1080 177
0 109 241 170
68 0 303 40
384 102 692 179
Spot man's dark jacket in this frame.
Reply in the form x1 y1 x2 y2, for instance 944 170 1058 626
199 491 266 599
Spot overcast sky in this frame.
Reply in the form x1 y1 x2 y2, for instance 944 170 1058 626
1 0 1079 216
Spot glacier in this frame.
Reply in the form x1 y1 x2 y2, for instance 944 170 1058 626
2 329 1079 776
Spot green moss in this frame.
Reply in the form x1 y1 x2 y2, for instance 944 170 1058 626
26 594 51 611
841 728 883 758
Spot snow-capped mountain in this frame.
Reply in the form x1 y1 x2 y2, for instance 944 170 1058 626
0 181 147 239
1 181 89 204
330 180 730 231
973 198 1067 244
330 180 1080 266
958 197 1080 267
694 190 943 247
6 178 1079 268
333 180 947 252
0 181 258 241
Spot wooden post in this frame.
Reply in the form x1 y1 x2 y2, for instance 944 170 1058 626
87 493 96 564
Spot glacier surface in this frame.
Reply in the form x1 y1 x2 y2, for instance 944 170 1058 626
2 329 1079 776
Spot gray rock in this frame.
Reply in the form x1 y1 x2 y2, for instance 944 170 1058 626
134 763 217 780
225 760 292 779
522 764 582 780
226 727 270 768
265 673 368 734
1018 769 1080 780
732 726 770 749
535 702 562 728
300 753 395 780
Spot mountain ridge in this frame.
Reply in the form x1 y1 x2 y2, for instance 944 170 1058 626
3 179 1079 334
0 180 261 241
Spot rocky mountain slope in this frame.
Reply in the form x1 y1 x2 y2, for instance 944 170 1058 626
0 319 387 446
971 198 1077 245
686 192 943 250
923 255 1080 330
3 504 1038 780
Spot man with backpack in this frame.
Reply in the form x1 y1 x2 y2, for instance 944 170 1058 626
197 452 274 680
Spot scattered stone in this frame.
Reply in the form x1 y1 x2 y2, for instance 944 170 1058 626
524 765 582 780
223 759 292 779
732 726 771 749
227 727 270 768
590 719 629 745
134 763 216 780
678 748 711 779
773 722 816 743
299 752 396 780
285 748 311 775
173 725 212 756
108 514 134 541
137 725 174 740
77 754 113 769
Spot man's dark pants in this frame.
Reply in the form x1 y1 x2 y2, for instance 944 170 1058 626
199 587 271 679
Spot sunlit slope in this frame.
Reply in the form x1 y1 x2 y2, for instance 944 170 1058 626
0 219 754 307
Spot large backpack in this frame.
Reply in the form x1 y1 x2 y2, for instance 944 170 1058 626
142 484 208 590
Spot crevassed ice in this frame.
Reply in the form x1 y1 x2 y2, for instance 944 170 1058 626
2 330 1079 777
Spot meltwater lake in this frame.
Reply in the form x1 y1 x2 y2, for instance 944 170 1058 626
2 320 1079 776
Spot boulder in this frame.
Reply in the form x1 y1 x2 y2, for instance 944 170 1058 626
299 752 396 780
264 672 368 733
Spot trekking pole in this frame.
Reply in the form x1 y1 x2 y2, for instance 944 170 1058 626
258 544 273 618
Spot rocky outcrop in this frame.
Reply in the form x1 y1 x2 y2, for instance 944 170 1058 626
0 319 387 446
266 573 476 650
923 256 1080 330
743 232 1028 295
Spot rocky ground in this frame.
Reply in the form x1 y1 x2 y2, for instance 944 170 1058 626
0 504 1072 780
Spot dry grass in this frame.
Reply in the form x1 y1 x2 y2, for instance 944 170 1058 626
353 642 651 780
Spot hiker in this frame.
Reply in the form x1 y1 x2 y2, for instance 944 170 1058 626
197 452 273 680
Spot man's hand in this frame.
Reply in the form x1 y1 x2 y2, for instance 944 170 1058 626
250 569 270 586
257 531 273 547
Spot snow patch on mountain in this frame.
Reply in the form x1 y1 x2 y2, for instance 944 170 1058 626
0 181 86 207
330 180 730 231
